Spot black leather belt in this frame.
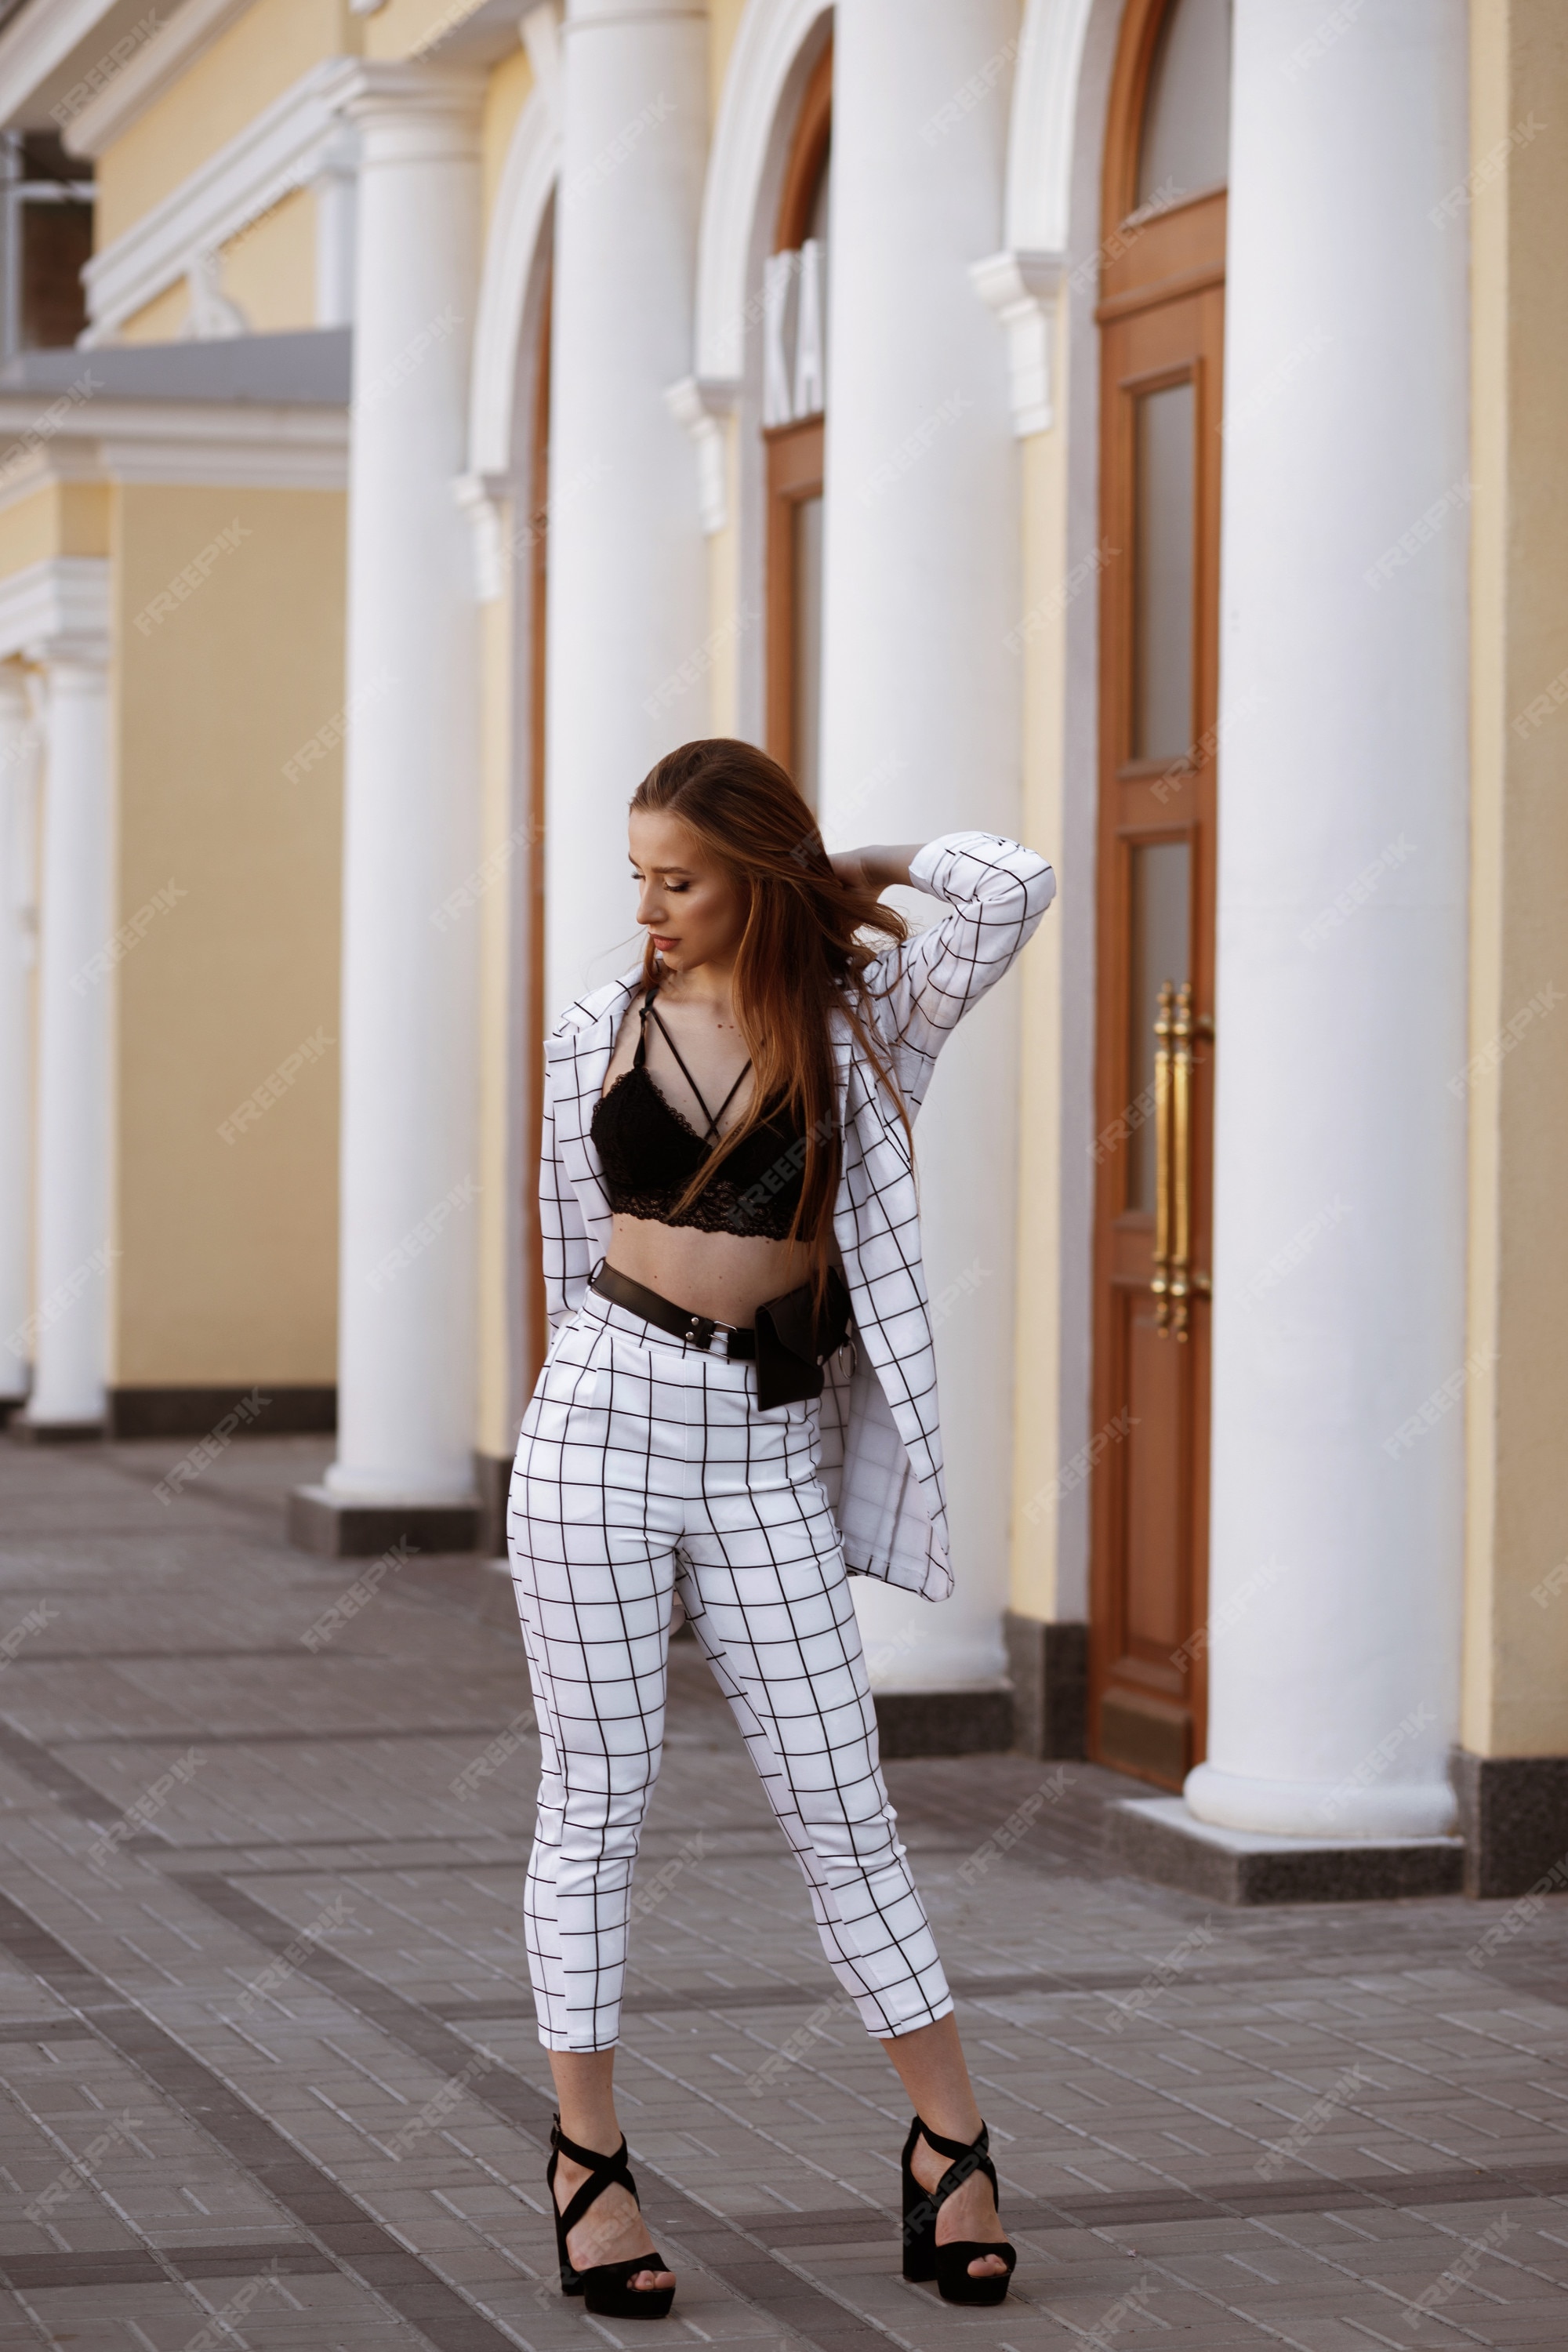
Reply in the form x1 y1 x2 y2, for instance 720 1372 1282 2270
591 1261 755 1356
590 1261 852 1411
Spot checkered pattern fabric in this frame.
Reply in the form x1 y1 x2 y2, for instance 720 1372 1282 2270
539 832 1056 1600
507 1289 954 2052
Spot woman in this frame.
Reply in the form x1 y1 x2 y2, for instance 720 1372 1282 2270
507 739 1055 2319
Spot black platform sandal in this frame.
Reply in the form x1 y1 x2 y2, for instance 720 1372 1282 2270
547 2113 675 2319
900 2114 1017 2307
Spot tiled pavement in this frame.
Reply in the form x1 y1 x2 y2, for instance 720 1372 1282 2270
0 1438 1566 2352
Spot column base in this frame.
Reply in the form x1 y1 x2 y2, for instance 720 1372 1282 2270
8 1410 104 1444
1107 1796 1463 1906
1004 1613 1087 1759
287 1483 481 1559
0 1396 24 1427
1452 1749 1568 1900
474 1450 512 1559
873 1685 1014 1758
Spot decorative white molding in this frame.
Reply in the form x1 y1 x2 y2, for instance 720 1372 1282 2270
467 83 560 480
0 0 118 129
184 249 249 341
663 375 736 535
1005 0 1097 255
694 0 831 383
521 1 564 118
0 400 350 505
63 0 252 158
970 247 1065 436
81 56 361 344
454 470 517 602
0 557 110 666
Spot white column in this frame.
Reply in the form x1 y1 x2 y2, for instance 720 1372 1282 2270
26 647 112 1429
312 128 359 328
545 0 708 1015
0 665 38 1404
323 66 485 1507
1186 1 1469 1839
819 0 1020 1690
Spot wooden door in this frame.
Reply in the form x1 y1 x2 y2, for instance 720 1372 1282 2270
1089 0 1226 1789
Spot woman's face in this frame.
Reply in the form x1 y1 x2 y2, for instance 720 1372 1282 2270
628 810 746 976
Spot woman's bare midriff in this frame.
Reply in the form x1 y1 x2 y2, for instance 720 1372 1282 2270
604 1215 812 1328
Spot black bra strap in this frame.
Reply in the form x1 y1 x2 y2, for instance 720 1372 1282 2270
640 990 750 1141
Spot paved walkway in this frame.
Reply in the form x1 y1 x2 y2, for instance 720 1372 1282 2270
0 1435 1566 2351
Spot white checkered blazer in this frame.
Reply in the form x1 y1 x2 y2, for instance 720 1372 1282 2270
539 830 1057 1602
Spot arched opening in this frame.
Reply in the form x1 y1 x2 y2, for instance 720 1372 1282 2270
1088 0 1229 1789
763 36 831 806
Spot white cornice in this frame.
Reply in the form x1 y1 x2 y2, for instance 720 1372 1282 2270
971 249 1065 437
0 0 116 126
0 557 110 665
0 400 349 506
64 0 252 157
81 56 361 343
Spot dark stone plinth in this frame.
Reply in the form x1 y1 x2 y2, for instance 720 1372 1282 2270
1107 1795 1465 1905
1452 1749 1568 1900
8 1412 103 1444
107 1385 336 1439
873 1686 1014 1759
1004 1613 1087 1759
287 1483 481 1559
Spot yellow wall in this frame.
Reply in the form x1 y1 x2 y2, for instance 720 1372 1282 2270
0 483 111 575
93 0 358 249
219 186 318 336
1007 352 1069 1624
365 0 488 61
112 484 346 1386
708 0 749 126
120 281 191 345
483 46 535 229
1461 0 1568 1756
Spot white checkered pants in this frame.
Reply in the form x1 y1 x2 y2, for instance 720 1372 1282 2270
506 1287 953 2053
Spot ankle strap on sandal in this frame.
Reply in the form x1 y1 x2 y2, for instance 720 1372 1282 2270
910 2116 996 2207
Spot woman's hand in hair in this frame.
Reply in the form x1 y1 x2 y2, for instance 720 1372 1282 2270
829 845 920 896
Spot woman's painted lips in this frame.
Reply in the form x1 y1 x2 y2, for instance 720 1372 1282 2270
651 935 678 951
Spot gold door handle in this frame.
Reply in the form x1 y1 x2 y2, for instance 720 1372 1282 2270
1169 982 1193 1340
1151 979 1174 1333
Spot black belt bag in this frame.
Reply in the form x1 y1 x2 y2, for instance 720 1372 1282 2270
590 1262 853 1412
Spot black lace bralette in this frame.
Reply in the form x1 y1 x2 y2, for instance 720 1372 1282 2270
590 985 809 1240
